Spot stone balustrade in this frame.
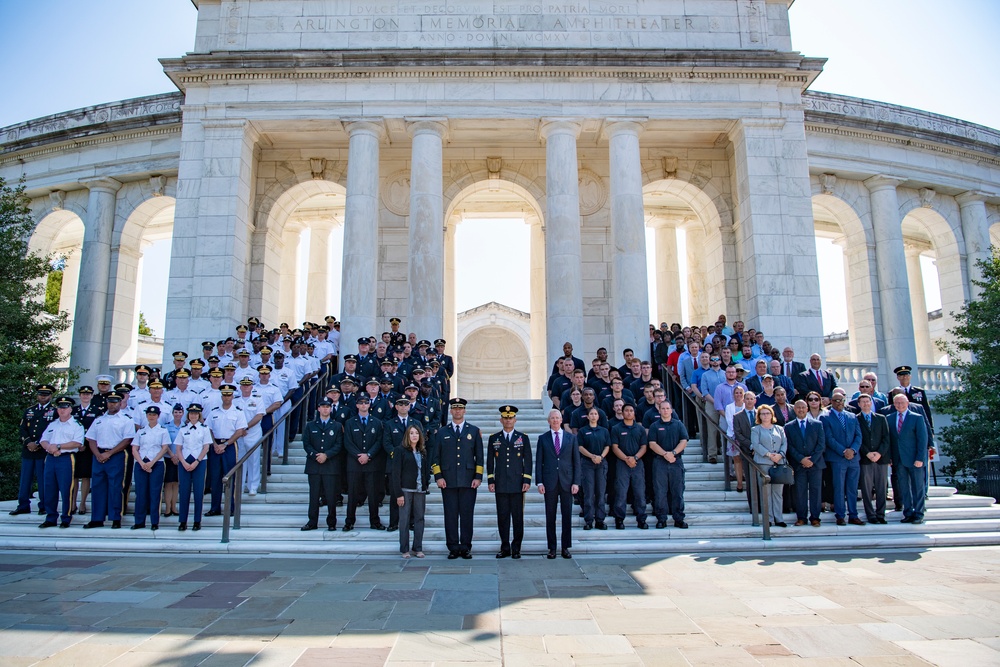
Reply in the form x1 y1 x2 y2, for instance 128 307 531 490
827 361 960 394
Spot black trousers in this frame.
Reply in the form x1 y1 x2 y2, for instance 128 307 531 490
308 473 338 528
543 481 574 550
652 459 685 522
347 467 381 526
441 486 477 553
580 458 607 523
495 492 524 552
384 472 399 526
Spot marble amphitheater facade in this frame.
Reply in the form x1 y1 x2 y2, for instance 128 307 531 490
2 0 999 396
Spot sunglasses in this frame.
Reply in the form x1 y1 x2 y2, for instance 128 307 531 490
807 397 821 402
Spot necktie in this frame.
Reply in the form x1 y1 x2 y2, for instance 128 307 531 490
455 424 461 435
786 362 792 376
799 420 806 438
401 419 406 428
837 410 846 431
897 413 904 433
816 371 823 389
693 358 699 370
362 418 367 427
554 431 561 455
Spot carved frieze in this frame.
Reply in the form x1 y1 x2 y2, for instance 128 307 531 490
578 168 607 217
382 170 411 216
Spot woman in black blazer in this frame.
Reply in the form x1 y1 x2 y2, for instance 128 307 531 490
391 425 431 558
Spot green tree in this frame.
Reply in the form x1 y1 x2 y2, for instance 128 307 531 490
0 177 74 500
44 267 63 315
138 311 153 336
934 249 1000 485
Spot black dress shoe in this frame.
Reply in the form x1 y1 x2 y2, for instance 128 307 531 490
496 550 510 559
112 521 121 529
615 519 624 530
547 550 557 559
900 516 914 523
386 524 398 532
131 524 145 530
38 508 46 515
371 523 386 531
59 522 70 529
178 523 187 531
561 548 572 559
205 510 221 517
327 525 337 531
301 524 318 531
595 520 607 530
151 525 158 531
637 521 648 530
511 552 521 559
38 521 57 528
655 521 667 529
583 522 593 530
192 522 201 531
342 523 354 532
674 521 689 529
8 508 29 516
447 551 460 560
912 517 924 524
460 550 472 559
774 521 788 528
83 521 104 529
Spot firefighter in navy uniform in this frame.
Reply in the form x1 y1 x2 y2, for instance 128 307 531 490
431 397 484 559
415 381 442 437
11 384 57 516
343 395 386 530
487 405 532 559
300 398 344 531
434 339 455 402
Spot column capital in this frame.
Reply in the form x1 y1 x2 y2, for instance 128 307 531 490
80 177 122 195
405 118 449 139
903 240 931 256
538 118 583 141
863 174 906 193
955 190 992 207
344 119 386 141
601 117 647 141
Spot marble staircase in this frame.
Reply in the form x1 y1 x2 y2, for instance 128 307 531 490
2 399 999 556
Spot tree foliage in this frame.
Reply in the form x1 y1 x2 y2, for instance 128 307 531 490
138 311 153 336
44 268 63 315
934 249 1000 484
0 176 73 499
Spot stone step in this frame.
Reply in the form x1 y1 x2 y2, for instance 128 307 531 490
2 527 998 557
260 470 730 483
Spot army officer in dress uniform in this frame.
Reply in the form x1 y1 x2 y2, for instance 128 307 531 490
301 398 344 531
431 398 484 559
487 405 532 559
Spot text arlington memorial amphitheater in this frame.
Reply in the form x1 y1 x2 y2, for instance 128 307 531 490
3 0 1000 394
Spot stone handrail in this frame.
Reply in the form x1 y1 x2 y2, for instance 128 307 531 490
826 362 960 393
826 362 877 386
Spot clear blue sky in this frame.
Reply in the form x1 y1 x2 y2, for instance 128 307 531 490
2 0 997 335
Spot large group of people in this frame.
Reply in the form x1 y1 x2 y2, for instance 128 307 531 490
13 312 935 556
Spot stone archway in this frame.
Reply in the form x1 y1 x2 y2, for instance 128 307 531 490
444 178 546 397
252 178 347 325
457 315 532 400
30 208 86 356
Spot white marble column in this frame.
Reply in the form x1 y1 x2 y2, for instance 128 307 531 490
651 218 683 326
406 119 447 340
904 244 934 364
605 119 650 362
104 245 142 367
164 117 259 356
865 175 918 381
71 177 120 384
956 191 992 300
306 220 335 322
278 225 302 326
831 236 858 360
340 120 385 350
528 216 548 397
539 119 585 368
684 222 709 325
728 118 824 358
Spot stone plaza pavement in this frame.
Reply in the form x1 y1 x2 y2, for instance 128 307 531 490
1 547 999 666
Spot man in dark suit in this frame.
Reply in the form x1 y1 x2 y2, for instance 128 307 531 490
779 347 807 384
343 395 385 531
856 394 891 524
431 398 483 559
487 405 532 559
881 388 933 512
536 409 580 559
301 399 343 531
794 353 838 407
894 366 934 431
784 399 826 526
886 393 929 524
733 392 757 508
820 391 864 526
